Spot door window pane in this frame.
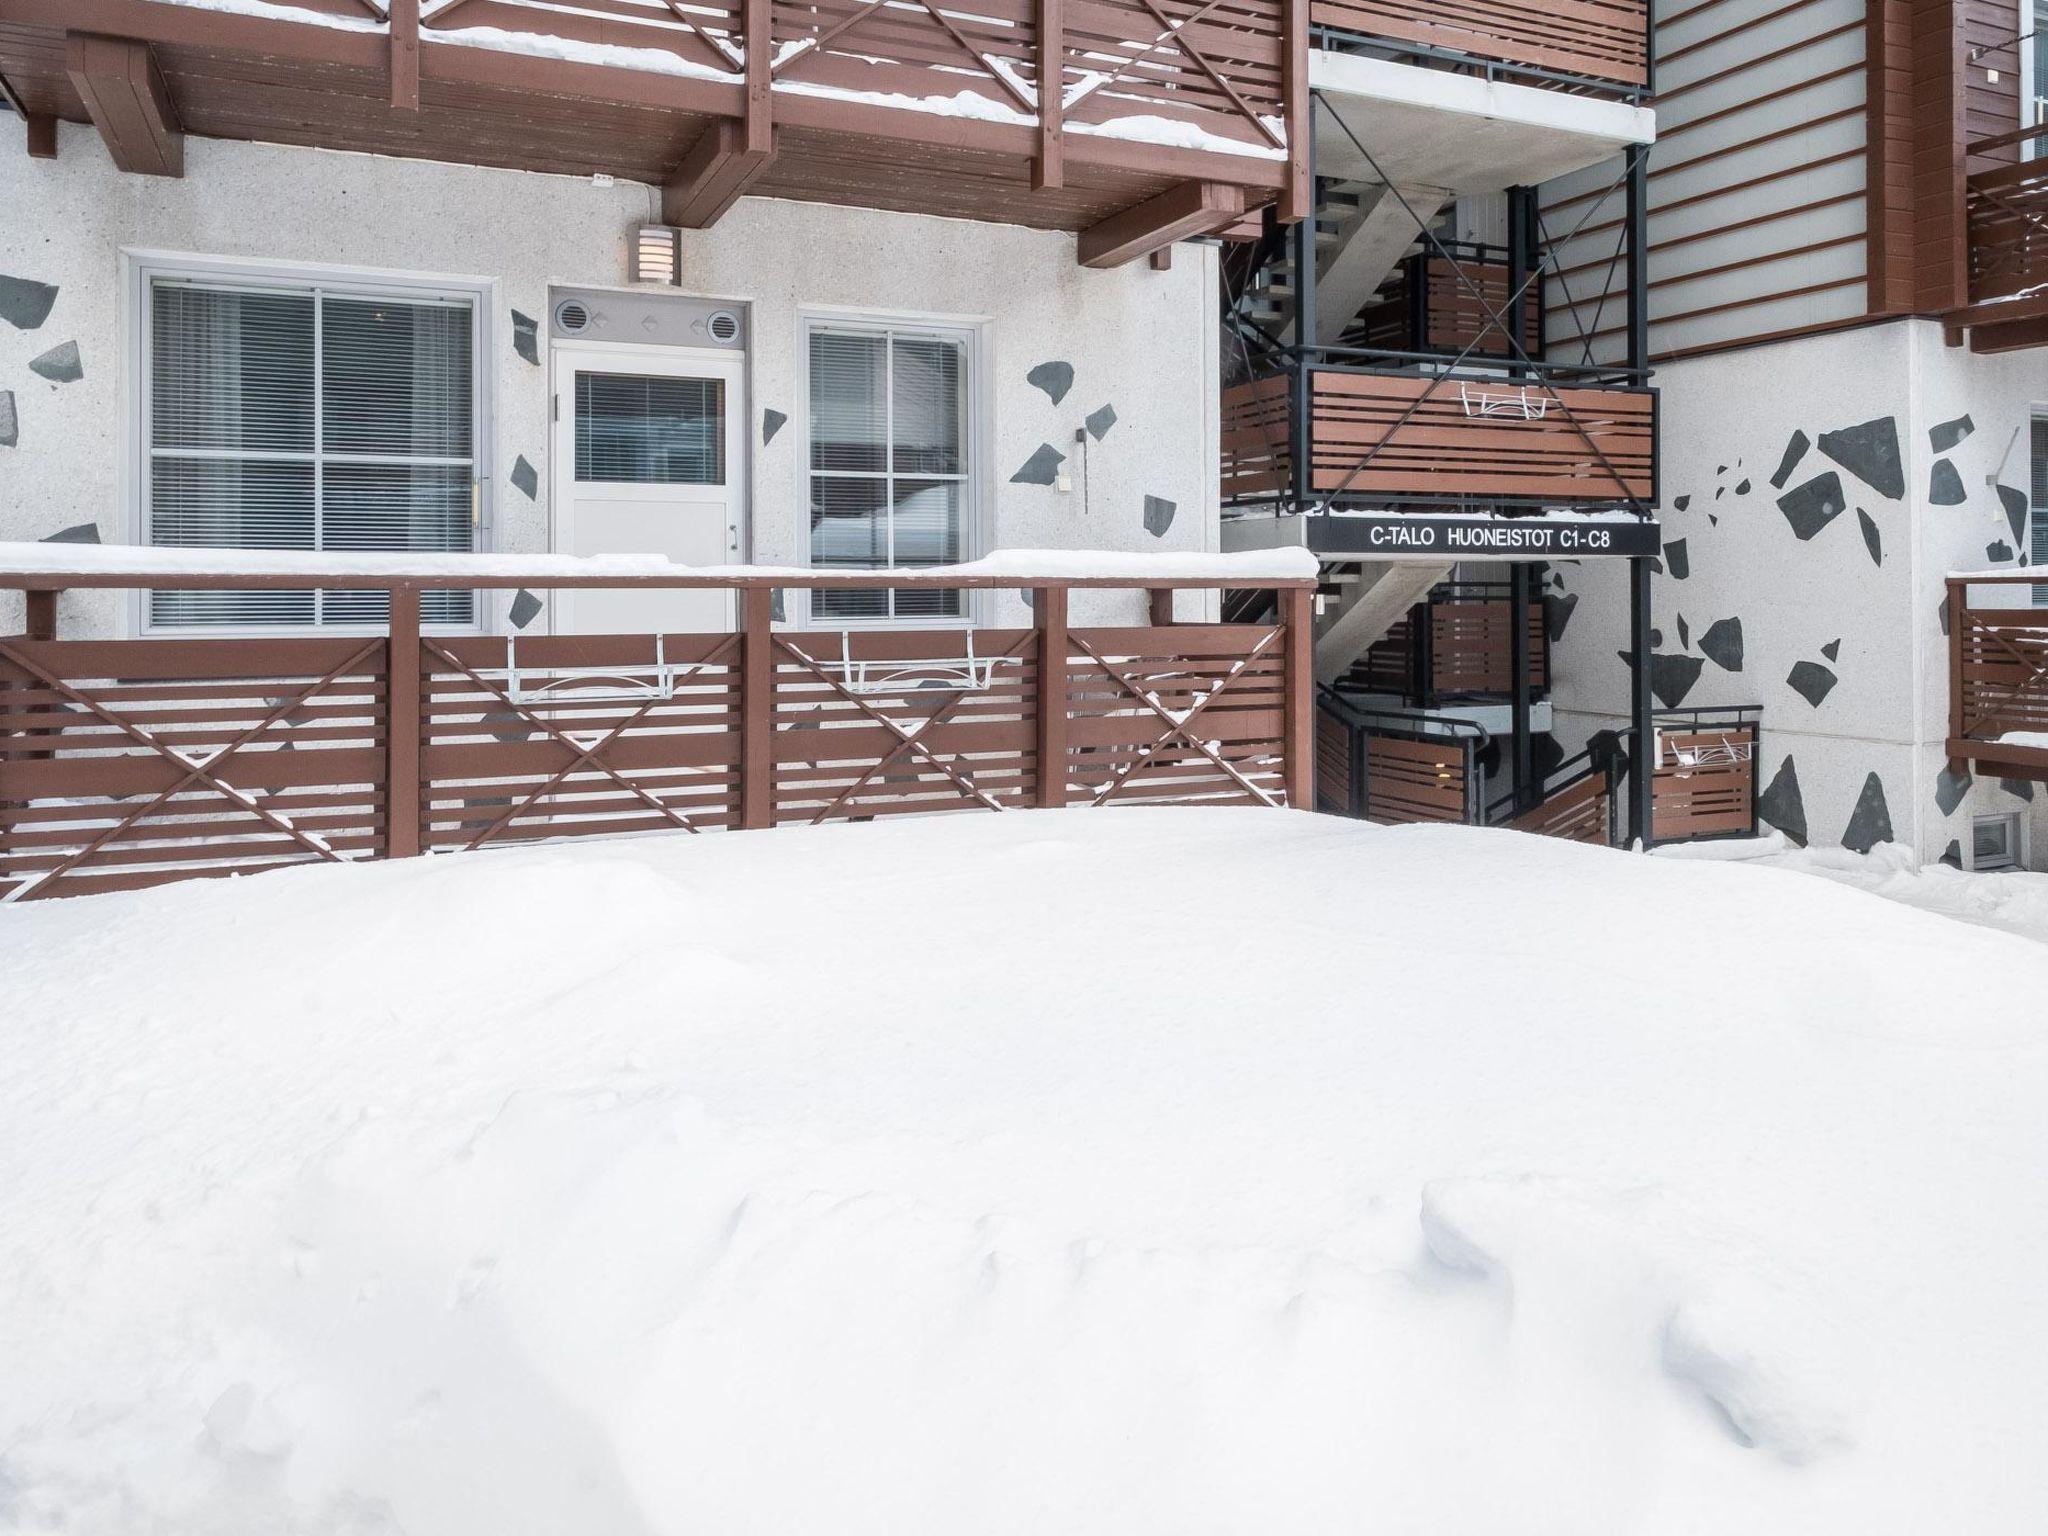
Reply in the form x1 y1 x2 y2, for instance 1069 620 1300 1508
576 373 725 484
806 322 972 621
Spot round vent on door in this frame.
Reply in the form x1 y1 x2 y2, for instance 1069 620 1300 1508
706 309 741 344
554 299 592 335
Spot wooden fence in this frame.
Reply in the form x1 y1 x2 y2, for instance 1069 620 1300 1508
1946 574 2048 780
1220 367 1657 507
1967 146 2048 306
0 567 1315 901
1310 0 1649 91
1649 720 1756 841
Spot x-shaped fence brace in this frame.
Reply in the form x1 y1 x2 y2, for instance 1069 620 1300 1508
423 636 740 849
1311 93 1649 515
776 632 1039 820
1968 179 2048 290
773 0 1038 112
1957 612 2048 739
1065 629 1283 807
0 638 379 901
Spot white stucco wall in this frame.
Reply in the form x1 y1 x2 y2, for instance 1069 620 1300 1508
1547 317 2048 865
0 117 1220 635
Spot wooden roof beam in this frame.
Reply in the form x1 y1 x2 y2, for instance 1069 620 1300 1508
663 120 778 227
0 72 56 159
65 33 182 177
1078 180 1243 269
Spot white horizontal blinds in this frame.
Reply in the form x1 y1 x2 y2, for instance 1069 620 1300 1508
148 278 478 627
150 285 316 625
808 323 969 621
575 373 724 484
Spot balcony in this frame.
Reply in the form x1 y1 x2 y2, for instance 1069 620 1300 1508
1945 573 2048 780
1310 0 1649 100
0 0 1306 262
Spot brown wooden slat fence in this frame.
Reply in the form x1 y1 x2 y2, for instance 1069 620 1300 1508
1310 0 1648 90
1946 575 2048 780
0 569 1315 901
1650 725 1756 842
1967 141 2048 306
1220 368 1657 506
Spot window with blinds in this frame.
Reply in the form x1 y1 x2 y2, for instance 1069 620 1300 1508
146 276 479 627
806 320 973 621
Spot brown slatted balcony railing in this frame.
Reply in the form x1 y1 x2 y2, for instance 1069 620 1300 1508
1310 0 1650 95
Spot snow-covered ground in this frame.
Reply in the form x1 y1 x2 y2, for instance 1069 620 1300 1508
2 809 2046 1534
1657 831 2048 943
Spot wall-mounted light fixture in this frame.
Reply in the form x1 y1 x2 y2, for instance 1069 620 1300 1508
633 226 680 286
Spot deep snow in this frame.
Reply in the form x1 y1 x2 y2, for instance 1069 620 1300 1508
2 809 2045 1533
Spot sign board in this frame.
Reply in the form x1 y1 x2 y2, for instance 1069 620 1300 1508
1304 514 1661 560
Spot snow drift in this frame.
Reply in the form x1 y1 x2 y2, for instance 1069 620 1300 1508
2 808 2045 1533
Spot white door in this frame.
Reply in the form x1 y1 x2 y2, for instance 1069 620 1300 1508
551 345 745 634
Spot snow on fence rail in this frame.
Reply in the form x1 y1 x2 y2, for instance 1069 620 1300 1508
0 555 1316 901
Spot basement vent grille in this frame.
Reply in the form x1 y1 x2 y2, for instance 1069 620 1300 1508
554 299 592 335
707 310 741 344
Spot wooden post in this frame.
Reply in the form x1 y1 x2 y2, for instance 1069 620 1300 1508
1148 587 1174 627
24 589 56 641
1035 584 1068 808
740 585 774 828
1033 0 1063 190
1947 576 1966 751
1279 0 1309 224
1282 584 1314 809
385 584 422 858
391 0 420 109
745 0 772 150
25 114 57 159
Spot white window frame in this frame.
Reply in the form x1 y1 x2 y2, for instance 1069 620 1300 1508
794 306 992 629
123 249 498 637
1968 810 2029 871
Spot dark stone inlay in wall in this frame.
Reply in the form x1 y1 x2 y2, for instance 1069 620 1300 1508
1143 494 1177 537
1938 594 1950 637
1085 403 1117 441
1769 430 1810 490
1998 483 2029 545
40 523 99 544
1842 772 1894 854
1734 478 1751 496
1651 627 1664 648
1026 360 1074 404
507 589 542 629
1817 416 1903 499
1677 613 1691 649
763 408 787 445
1011 443 1065 485
28 340 81 382
1935 764 1972 817
1664 537 1689 580
1777 472 1846 539
1649 651 1705 708
1673 493 1691 512
1708 513 1719 526
510 455 539 499
1698 616 1744 673
512 311 539 366
1821 637 1841 661
1587 728 1630 782
1756 754 1807 845
0 391 15 448
1988 539 2015 563
0 274 58 331
1930 413 1974 452
1543 590 1578 642
1533 730 1566 784
1940 840 1963 868
1787 659 1838 707
2004 777 2036 803
1857 508 1882 565
1928 458 1966 505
